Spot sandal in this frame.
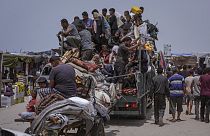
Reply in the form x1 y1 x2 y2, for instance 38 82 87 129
169 119 176 122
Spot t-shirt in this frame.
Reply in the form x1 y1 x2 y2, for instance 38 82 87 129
49 64 76 98
79 29 93 50
185 76 194 94
63 24 80 40
116 44 129 64
168 74 185 97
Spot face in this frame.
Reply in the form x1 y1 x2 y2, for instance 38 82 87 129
83 15 88 20
61 22 68 29
125 40 132 46
31 92 37 98
109 10 113 15
38 82 47 88
102 10 107 16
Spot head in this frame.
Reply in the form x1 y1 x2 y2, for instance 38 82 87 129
173 68 178 74
183 65 187 70
157 67 163 74
124 10 130 17
101 45 108 51
49 56 61 67
125 15 131 22
74 16 80 21
92 9 99 20
134 17 142 26
122 24 130 34
189 70 194 76
140 6 144 13
82 11 89 20
31 91 37 99
61 18 69 29
204 67 210 75
36 77 48 88
92 54 101 65
76 21 86 31
109 8 115 15
122 37 132 46
102 8 107 16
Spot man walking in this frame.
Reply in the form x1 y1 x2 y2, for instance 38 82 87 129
151 67 170 126
168 68 185 122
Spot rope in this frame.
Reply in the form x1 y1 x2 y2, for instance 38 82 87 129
105 71 141 79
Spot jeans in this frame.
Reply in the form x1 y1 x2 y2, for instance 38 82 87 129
194 96 200 119
200 96 210 121
154 94 166 121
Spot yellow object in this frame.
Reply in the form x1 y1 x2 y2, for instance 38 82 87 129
131 6 142 14
144 42 154 52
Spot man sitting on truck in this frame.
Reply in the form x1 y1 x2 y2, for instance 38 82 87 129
49 56 77 98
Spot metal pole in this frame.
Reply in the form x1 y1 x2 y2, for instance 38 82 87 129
0 52 3 107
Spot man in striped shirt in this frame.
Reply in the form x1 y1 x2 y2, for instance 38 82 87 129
168 68 185 122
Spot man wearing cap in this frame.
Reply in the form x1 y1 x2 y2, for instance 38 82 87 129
49 56 77 98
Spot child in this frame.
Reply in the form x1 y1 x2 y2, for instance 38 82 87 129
19 92 36 119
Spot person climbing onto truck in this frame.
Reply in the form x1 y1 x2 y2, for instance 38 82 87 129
49 56 77 98
150 67 170 126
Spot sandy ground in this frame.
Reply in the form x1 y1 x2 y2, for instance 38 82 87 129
0 98 210 136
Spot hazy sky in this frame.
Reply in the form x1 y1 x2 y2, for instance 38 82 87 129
0 0 210 53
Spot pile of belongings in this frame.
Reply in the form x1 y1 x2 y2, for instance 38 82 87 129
31 97 109 135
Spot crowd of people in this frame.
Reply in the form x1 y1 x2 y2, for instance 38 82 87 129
55 6 158 85
151 65 210 126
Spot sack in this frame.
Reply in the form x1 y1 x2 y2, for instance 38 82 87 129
131 6 142 14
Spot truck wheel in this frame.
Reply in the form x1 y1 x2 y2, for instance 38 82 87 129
24 127 31 134
91 119 105 136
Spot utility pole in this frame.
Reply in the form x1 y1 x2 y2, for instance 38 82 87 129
0 51 3 107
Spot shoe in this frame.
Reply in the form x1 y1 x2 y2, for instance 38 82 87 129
195 117 199 120
176 118 182 122
186 110 189 115
169 119 176 122
155 120 159 124
159 117 164 126
189 113 194 115
200 118 204 122
205 119 209 123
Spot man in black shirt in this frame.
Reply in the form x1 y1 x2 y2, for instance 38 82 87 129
49 56 76 98
151 67 170 126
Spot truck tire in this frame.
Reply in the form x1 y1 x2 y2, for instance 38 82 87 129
91 118 105 136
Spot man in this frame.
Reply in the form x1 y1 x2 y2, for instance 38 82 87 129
108 8 118 36
57 18 81 51
192 69 202 120
200 67 210 123
168 68 185 122
102 8 109 21
114 37 139 83
151 67 170 126
185 70 194 115
92 9 106 52
49 56 77 98
77 21 94 61
82 11 93 31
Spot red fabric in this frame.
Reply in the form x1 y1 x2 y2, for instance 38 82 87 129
200 74 210 96
26 98 36 112
71 58 98 72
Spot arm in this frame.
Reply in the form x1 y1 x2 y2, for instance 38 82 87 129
50 80 55 88
62 26 73 37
